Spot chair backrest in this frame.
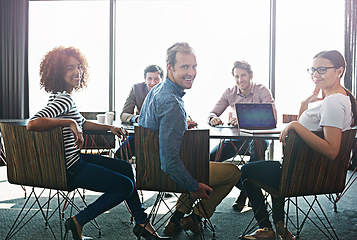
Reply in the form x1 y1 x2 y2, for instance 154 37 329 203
0 123 69 191
135 126 210 193
282 114 298 123
279 129 356 197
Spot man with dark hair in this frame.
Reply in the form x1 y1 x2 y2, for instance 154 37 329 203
208 60 277 212
116 65 163 158
120 64 164 124
139 42 240 236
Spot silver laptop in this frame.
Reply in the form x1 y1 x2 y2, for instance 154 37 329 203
235 103 280 134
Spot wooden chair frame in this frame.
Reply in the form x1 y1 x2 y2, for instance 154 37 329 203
0 123 101 239
135 126 214 239
330 140 357 211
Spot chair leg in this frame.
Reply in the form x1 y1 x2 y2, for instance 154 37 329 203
241 192 341 240
148 192 167 231
284 196 339 240
144 192 216 240
332 144 357 212
240 192 277 238
6 188 59 239
57 190 64 240
59 189 102 238
193 201 216 240
306 196 339 239
240 192 302 239
6 187 103 240
44 189 52 229
231 139 251 165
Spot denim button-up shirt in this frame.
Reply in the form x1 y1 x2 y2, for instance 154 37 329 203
138 78 199 192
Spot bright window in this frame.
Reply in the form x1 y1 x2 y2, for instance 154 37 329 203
115 0 270 124
28 0 110 116
28 0 345 125
275 0 344 118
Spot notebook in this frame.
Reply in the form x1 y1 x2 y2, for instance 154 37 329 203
235 103 281 134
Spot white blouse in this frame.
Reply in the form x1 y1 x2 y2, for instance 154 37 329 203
299 93 352 132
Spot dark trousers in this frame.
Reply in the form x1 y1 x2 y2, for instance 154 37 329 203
241 160 284 228
67 154 147 226
115 135 135 158
210 139 269 162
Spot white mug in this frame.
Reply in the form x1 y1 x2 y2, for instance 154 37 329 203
105 112 115 125
96 114 106 124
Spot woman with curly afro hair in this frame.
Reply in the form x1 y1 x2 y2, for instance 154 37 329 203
27 46 170 240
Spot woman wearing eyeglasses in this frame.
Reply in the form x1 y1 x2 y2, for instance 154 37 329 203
27 46 170 240
240 50 357 240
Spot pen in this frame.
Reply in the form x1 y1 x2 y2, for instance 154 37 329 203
188 115 198 128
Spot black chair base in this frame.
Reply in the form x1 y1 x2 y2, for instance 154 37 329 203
146 192 216 240
5 187 102 240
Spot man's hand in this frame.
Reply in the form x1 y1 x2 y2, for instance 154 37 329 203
210 117 223 126
187 120 198 129
190 183 213 200
228 116 238 126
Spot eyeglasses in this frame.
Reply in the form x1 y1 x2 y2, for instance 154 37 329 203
307 66 335 75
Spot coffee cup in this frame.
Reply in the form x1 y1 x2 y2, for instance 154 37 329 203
105 112 115 125
96 114 106 124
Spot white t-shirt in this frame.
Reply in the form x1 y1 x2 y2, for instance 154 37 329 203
299 93 352 132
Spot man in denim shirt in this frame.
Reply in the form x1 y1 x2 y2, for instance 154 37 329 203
139 42 240 236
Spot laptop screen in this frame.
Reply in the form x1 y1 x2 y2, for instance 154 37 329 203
235 103 276 130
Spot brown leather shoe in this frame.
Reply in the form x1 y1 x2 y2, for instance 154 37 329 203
232 191 248 212
163 221 181 237
241 227 275 240
180 216 202 234
274 221 295 240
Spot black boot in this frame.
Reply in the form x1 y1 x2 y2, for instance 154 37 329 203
232 191 248 212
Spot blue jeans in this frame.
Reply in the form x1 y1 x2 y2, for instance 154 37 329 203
241 160 284 228
67 154 147 226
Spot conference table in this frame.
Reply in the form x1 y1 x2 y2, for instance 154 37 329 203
208 125 280 140
106 123 282 162
205 125 281 162
0 119 281 139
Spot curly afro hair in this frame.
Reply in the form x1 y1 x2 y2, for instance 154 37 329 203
39 46 89 93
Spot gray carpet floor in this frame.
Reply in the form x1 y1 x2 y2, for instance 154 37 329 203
1 166 357 240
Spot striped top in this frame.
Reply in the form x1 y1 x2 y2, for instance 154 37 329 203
30 92 86 169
